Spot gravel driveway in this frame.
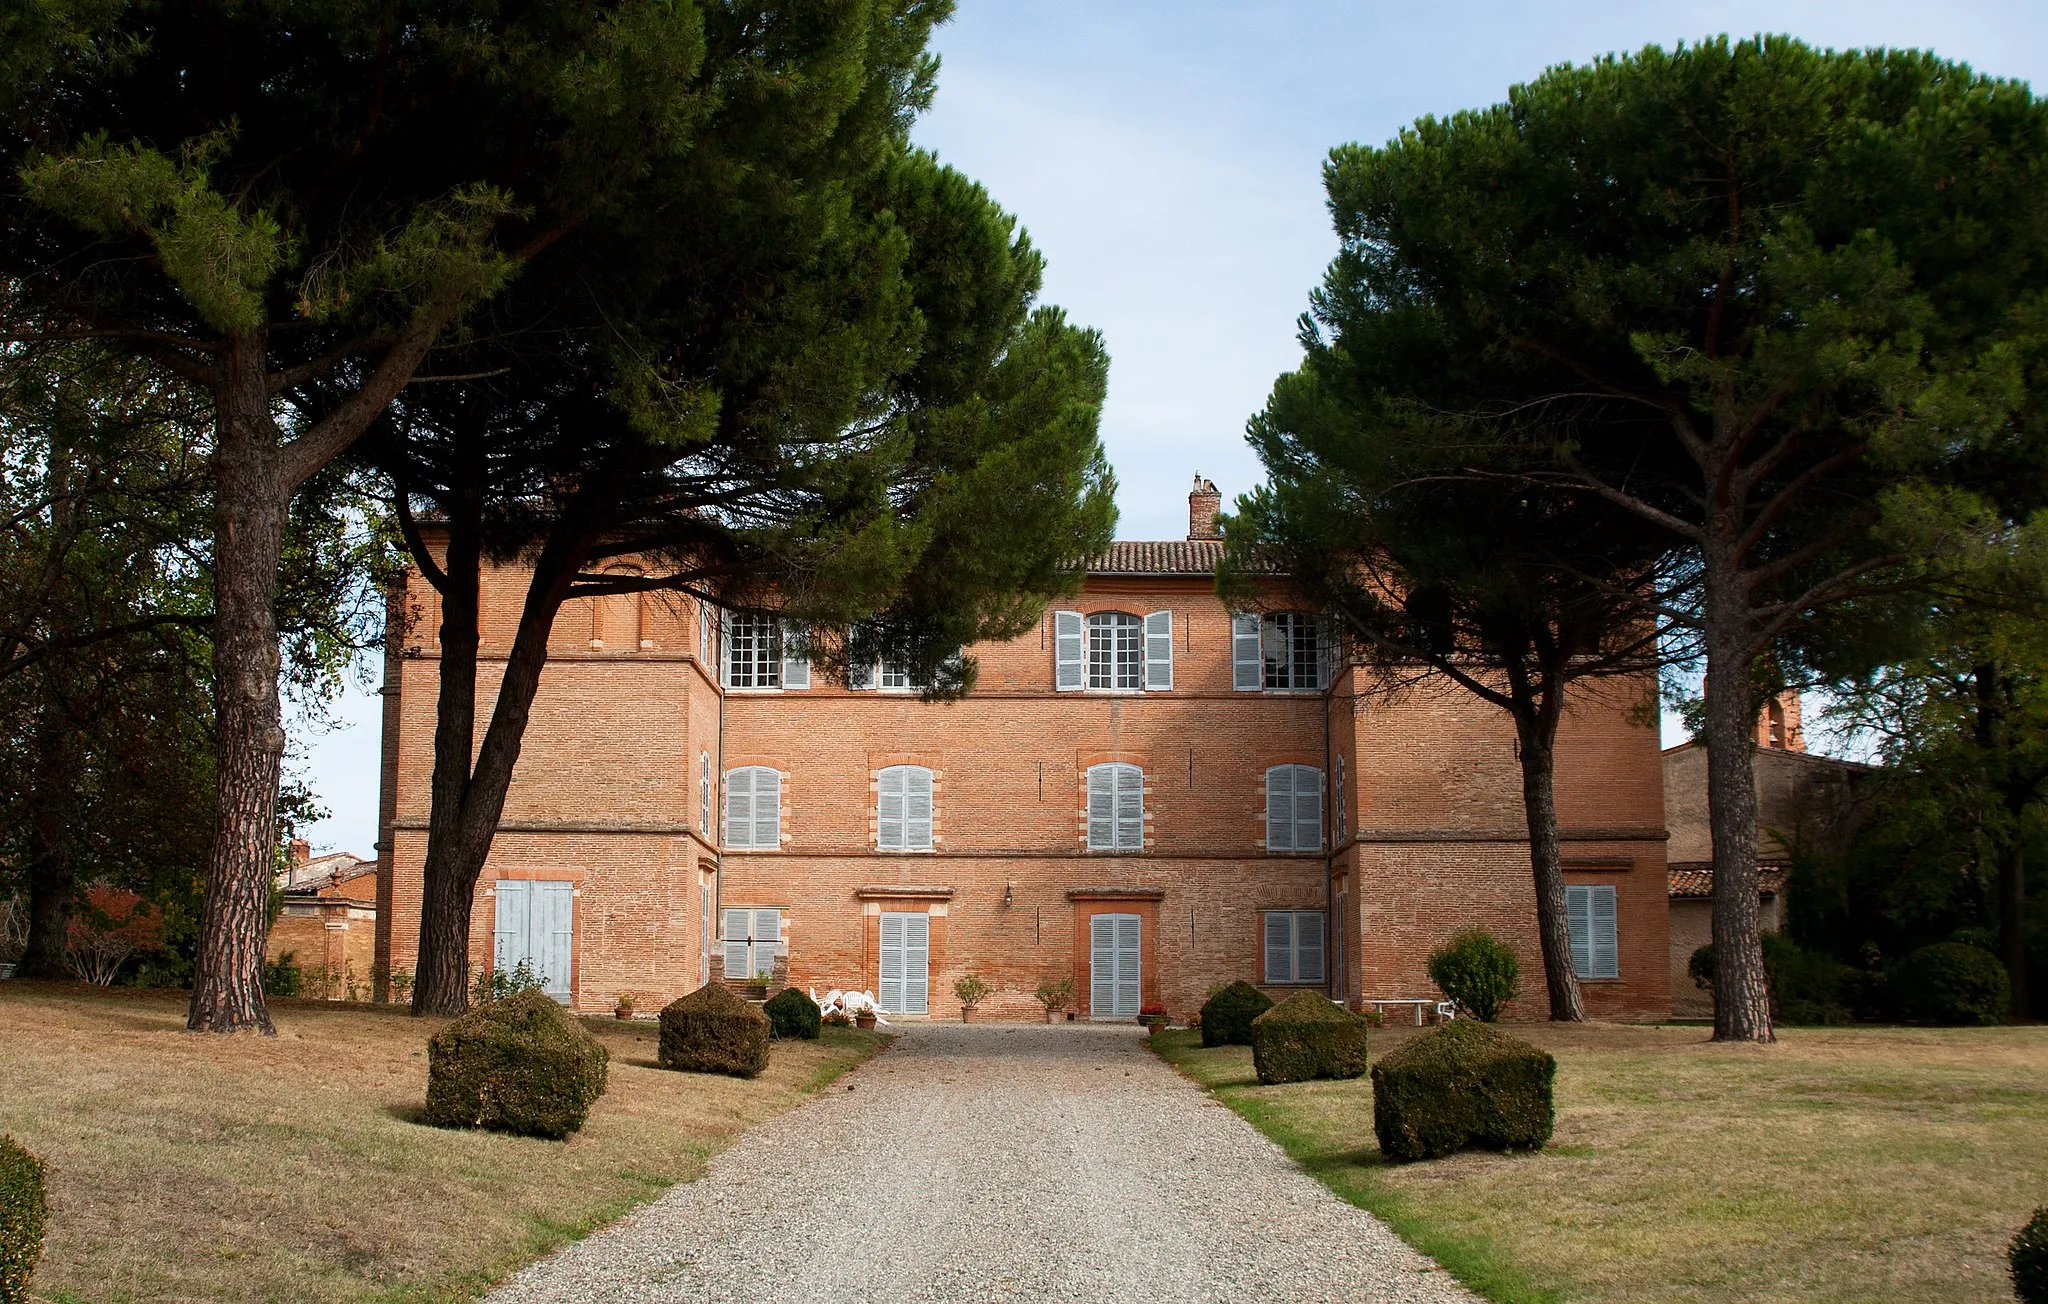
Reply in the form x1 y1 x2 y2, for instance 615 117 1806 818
488 1023 1476 1303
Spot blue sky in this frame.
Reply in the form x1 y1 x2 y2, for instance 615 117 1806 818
294 1 2048 855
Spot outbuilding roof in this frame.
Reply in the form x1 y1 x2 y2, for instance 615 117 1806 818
1669 865 1789 899
1085 539 1227 576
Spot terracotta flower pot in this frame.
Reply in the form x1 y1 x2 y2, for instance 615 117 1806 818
855 1011 876 1030
961 1005 976 1023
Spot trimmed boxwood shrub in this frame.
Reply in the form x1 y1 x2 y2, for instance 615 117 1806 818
1371 1019 1555 1162
2013 1206 2048 1304
0 1136 44 1304
659 982 771 1077
1427 929 1520 1021
1895 941 2009 1026
422 988 609 1139
1199 980 1273 1048
1250 991 1369 1084
764 986 821 1040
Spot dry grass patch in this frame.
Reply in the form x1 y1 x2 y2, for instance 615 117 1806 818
1155 1021 2048 1304
0 982 886 1303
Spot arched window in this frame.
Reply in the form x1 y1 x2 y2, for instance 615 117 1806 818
724 766 782 849
1086 762 1145 851
1266 764 1323 852
877 765 934 851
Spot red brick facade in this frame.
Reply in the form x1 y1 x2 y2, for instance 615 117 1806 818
376 494 1671 1022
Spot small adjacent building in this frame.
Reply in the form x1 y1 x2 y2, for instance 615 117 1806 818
268 839 379 998
373 477 1672 1021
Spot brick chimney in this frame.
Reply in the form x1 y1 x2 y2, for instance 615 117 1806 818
1754 691 1805 751
1188 475 1222 541
288 838 311 867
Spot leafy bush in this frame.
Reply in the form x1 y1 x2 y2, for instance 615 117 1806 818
764 986 821 1040
1427 929 1520 1022
263 951 303 998
1894 942 2009 1026
2012 1206 2048 1304
952 972 992 1007
1689 933 1854 1025
472 958 547 1005
1198 980 1273 1047
422 989 608 1139
0 1136 44 1304
1249 992 1368 1084
1034 974 1075 1014
659 982 771 1077
1371 1019 1556 1162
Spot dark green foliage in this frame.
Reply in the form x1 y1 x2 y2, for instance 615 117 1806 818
659 983 771 1078
0 1136 43 1304
1690 934 1856 1025
1199 981 1273 1048
1426 930 1521 1022
764 987 821 1041
262 951 302 998
1894 942 2010 1026
1371 1020 1556 1162
421 989 608 1139
1249 991 1369 1085
2013 1206 2048 1304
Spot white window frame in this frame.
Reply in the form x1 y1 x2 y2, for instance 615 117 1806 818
1086 762 1145 852
724 766 782 850
724 614 781 690
1085 611 1143 690
877 765 935 852
1262 611 1325 691
1567 883 1620 979
1263 910 1326 985
1265 764 1324 853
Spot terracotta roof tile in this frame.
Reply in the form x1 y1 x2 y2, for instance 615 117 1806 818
1668 865 1789 899
1085 540 1227 576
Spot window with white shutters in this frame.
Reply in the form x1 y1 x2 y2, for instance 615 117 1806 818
1232 613 1263 690
699 751 712 834
1085 763 1144 851
877 765 934 851
1089 913 1141 1018
1335 754 1348 843
877 911 930 1014
1053 610 1084 690
1085 612 1142 689
781 623 810 689
722 907 782 983
492 880 575 1002
724 766 782 850
1567 884 1620 979
1262 612 1324 690
1143 610 1173 690
698 602 713 665
724 614 780 689
1265 764 1323 852
1263 910 1326 985
699 884 712 986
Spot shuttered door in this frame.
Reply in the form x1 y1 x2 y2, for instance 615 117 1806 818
493 881 528 975
724 907 751 982
534 881 574 1001
1090 913 1140 1018
877 911 929 1014
699 885 711 986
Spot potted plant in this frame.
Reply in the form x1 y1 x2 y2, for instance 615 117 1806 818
855 1008 877 1030
614 993 636 1020
1139 1004 1170 1035
1034 975 1075 1024
953 972 993 1022
744 963 773 1001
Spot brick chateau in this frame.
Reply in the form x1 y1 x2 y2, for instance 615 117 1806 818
373 479 1672 1021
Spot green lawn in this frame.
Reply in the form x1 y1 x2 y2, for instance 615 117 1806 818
0 982 886 1303
1153 1021 2048 1304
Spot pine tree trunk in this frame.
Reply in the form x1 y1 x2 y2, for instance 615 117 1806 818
1516 715 1586 1021
1702 561 1773 1043
187 333 286 1034
2001 839 2029 1020
411 522 587 1015
17 686 82 979
411 505 484 1016
1974 661 2032 1020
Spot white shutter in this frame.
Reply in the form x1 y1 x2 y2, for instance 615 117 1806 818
1114 915 1141 1016
700 753 712 834
724 768 752 848
847 658 876 690
1143 611 1174 691
1266 767 1292 851
1232 613 1262 690
536 881 574 1001
1264 910 1292 983
723 907 750 981
493 880 528 974
903 913 930 1014
1591 885 1619 979
781 622 809 689
1114 765 1143 849
1567 885 1594 978
877 766 906 850
1295 768 1323 851
753 770 781 849
753 908 781 981
878 912 905 1012
699 884 712 985
1086 765 1115 849
1090 914 1115 1016
1054 610 1084 691
905 767 933 850
1335 755 1347 842
1296 911 1326 984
